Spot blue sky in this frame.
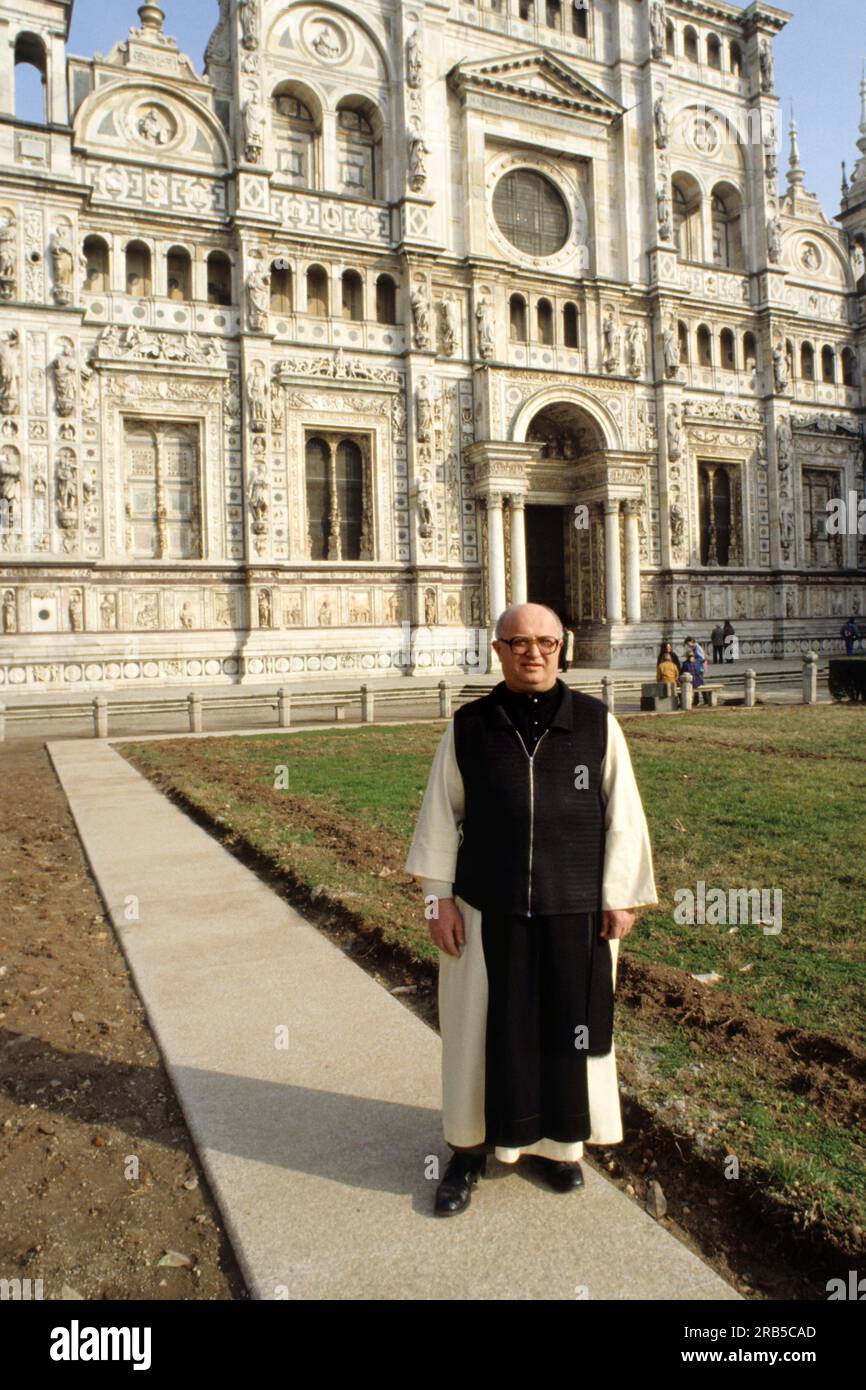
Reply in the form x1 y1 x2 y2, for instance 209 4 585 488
23 0 866 226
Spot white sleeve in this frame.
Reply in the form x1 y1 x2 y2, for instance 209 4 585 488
600 713 659 912
403 720 465 886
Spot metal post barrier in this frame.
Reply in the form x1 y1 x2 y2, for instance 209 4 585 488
360 684 374 723
744 669 757 709
93 695 108 738
601 676 615 713
680 672 694 711
802 652 818 705
438 680 451 719
277 687 291 728
188 692 202 732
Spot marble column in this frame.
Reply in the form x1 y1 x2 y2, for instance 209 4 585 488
623 500 642 624
510 496 527 606
487 492 507 624
603 500 623 624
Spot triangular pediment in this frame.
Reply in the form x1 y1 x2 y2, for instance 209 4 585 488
448 48 623 123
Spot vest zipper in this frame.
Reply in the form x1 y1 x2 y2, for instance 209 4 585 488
510 726 550 918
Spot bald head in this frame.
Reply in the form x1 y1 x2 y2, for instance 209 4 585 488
494 603 564 640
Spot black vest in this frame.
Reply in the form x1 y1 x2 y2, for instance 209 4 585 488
452 681 608 917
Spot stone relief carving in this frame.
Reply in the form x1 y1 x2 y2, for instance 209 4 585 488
245 252 270 331
276 348 400 386
246 362 268 432
0 212 16 302
440 295 459 356
0 330 20 414
68 589 84 632
50 225 75 306
2 588 17 632
52 339 78 416
96 325 224 366
666 403 682 461
0 445 21 531
406 29 423 88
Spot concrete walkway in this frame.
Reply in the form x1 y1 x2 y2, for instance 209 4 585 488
49 736 741 1302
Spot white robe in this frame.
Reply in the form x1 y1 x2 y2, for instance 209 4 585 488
404 710 659 1164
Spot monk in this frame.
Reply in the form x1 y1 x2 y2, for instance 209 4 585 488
404 602 658 1215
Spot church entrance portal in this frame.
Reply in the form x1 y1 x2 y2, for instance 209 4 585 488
525 505 567 623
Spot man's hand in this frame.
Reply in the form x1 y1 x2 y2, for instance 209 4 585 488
428 897 465 957
600 908 637 940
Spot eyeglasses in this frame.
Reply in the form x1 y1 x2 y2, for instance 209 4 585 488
497 635 562 654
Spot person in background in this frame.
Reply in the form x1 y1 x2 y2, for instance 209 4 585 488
722 620 736 662
558 626 575 672
685 636 706 677
841 616 859 657
710 622 725 664
656 643 680 683
681 646 706 704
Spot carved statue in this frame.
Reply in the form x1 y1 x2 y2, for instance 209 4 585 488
242 94 265 163
258 590 272 627
676 586 687 621
406 29 423 88
669 502 685 549
654 96 669 149
772 343 789 394
391 391 406 438
410 285 431 350
767 215 783 264
469 590 481 626
424 588 437 625
764 120 778 180
2 589 16 633
416 477 434 537
657 178 672 242
0 214 16 301
246 363 268 432
248 468 269 532
245 257 270 331
662 324 680 378
415 382 433 443
602 306 620 373
50 227 75 306
55 449 78 516
759 38 775 93
0 330 20 414
776 416 793 471
100 594 116 629
239 0 259 49
626 322 646 378
475 295 494 360
779 497 795 552
68 591 83 632
666 403 682 461
649 2 666 59
136 107 171 146
318 597 333 625
407 133 429 191
441 295 459 356
179 600 195 630
52 340 78 416
0 446 21 529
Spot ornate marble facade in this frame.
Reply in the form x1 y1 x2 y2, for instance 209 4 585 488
1 0 865 691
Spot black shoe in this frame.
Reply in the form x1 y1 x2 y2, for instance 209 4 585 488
533 1157 585 1193
434 1151 487 1216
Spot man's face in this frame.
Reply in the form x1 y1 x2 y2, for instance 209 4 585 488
492 604 562 692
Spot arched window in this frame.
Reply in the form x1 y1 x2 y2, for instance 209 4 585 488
720 328 735 370
509 294 528 342
801 341 815 381
730 42 744 77
14 33 47 124
305 436 330 560
342 269 363 321
545 0 562 28
272 89 317 186
305 436 365 561
376 274 396 324
166 247 191 302
519 0 532 18
842 347 858 387
206 251 232 305
672 175 702 262
82 236 109 294
707 34 722 70
563 302 579 348
665 21 676 56
678 320 690 364
537 298 554 345
697 324 713 367
684 27 699 62
571 2 588 37
744 331 757 372
821 345 836 383
270 261 292 314
336 103 380 198
125 240 152 297
336 439 364 560
711 184 744 270
306 265 329 316
699 464 732 566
